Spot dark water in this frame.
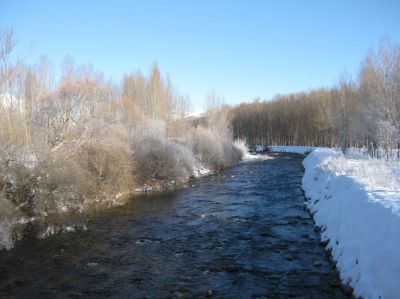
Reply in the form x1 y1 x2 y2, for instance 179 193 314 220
0 153 346 299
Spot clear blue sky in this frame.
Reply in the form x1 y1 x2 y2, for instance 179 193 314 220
1 0 400 112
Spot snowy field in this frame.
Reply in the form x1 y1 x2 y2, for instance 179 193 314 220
301 148 400 299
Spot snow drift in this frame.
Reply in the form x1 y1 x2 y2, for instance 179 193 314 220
302 148 400 299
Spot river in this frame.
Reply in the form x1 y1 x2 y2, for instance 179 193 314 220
0 153 347 298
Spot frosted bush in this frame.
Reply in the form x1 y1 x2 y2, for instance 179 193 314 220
233 139 248 157
185 127 243 170
132 128 195 187
76 123 134 195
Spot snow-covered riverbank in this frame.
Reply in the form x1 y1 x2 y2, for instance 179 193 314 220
269 145 316 155
300 148 400 299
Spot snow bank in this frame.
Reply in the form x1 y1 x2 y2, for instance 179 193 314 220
302 148 400 299
269 146 316 154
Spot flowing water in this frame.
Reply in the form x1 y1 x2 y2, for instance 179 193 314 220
0 153 347 298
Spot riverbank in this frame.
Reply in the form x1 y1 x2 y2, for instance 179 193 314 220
274 146 400 299
0 143 264 251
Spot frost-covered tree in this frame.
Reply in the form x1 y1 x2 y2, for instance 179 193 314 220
359 38 400 158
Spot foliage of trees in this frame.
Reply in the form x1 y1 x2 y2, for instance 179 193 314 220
231 39 400 156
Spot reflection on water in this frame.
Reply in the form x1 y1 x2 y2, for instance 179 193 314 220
0 153 347 298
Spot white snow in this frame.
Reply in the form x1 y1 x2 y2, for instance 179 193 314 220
242 152 260 161
269 145 317 154
193 164 212 177
302 148 400 299
242 152 274 161
187 110 205 118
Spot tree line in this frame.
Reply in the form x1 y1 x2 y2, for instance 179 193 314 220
230 38 400 157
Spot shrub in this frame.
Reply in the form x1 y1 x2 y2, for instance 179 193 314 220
132 126 195 188
185 127 243 170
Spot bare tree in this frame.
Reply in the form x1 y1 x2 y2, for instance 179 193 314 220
0 29 17 144
334 74 357 154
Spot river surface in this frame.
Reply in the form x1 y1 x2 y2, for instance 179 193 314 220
0 153 347 298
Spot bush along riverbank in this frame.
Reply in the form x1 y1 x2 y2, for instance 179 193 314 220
0 120 247 250
0 124 246 250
